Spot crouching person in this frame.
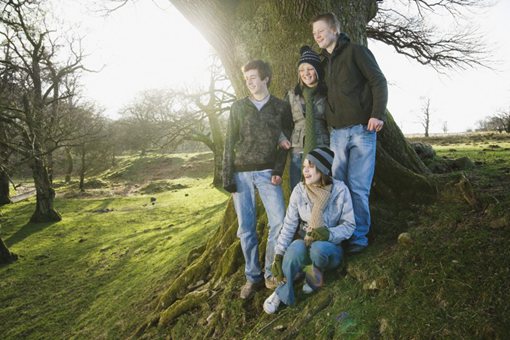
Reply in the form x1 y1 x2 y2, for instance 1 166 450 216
263 147 355 314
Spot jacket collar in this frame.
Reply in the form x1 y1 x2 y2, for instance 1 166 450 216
241 94 276 110
321 32 351 59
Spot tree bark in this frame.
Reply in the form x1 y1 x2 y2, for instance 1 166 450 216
29 156 61 223
79 144 86 192
0 169 11 205
0 236 17 264
64 147 73 183
47 151 54 184
212 148 223 187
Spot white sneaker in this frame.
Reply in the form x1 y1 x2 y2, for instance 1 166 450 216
263 291 281 314
302 282 314 294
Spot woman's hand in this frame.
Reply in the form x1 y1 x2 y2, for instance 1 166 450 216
272 254 284 283
311 226 330 241
305 227 330 246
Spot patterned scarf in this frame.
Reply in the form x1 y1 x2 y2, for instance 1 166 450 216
302 85 318 158
304 183 332 246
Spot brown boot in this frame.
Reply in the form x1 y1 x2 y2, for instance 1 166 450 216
240 280 263 299
265 277 278 290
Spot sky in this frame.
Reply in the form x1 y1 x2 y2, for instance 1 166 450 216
50 0 510 135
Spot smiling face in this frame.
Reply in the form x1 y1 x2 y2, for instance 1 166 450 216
298 63 318 87
312 19 338 53
243 69 269 97
303 159 322 185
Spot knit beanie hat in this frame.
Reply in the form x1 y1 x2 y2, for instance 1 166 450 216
298 45 322 80
306 147 334 176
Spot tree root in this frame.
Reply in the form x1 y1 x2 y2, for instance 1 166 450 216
455 174 480 210
29 208 62 223
159 290 209 326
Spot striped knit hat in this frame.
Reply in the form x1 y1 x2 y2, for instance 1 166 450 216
305 147 335 176
298 45 322 80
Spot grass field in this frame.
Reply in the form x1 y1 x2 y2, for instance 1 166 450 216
0 153 227 339
1 134 509 339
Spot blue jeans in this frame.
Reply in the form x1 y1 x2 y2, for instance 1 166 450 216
330 124 376 247
233 170 285 283
276 239 343 305
289 151 303 191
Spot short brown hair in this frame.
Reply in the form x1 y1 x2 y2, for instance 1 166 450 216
310 12 341 33
242 59 272 87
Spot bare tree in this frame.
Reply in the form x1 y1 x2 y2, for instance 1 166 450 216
119 57 235 186
165 58 235 186
476 107 510 133
73 106 108 191
367 1 490 71
0 0 88 222
118 89 177 155
442 121 448 134
419 97 432 137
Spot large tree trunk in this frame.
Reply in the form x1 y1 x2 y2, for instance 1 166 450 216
138 0 436 335
0 237 17 264
212 149 223 188
46 150 54 184
205 97 224 188
0 168 11 205
30 156 61 223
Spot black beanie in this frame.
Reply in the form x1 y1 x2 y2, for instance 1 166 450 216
306 147 335 176
298 45 322 80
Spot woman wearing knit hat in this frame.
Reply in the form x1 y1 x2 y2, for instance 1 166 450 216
263 146 356 314
282 46 330 190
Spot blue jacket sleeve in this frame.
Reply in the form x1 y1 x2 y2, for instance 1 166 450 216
275 186 301 255
327 182 356 244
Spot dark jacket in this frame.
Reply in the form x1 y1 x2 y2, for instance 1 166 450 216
222 95 292 191
287 87 329 151
321 33 388 129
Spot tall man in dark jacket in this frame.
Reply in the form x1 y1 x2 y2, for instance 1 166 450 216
223 59 292 298
311 13 388 253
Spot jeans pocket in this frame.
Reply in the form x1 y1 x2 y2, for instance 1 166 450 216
362 124 376 134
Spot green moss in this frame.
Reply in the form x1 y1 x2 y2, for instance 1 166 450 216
2 134 510 339
159 290 209 326
0 174 227 339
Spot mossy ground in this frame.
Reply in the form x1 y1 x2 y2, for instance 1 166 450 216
161 133 510 339
0 152 227 339
1 135 510 339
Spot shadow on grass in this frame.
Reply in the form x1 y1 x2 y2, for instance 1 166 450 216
5 220 58 247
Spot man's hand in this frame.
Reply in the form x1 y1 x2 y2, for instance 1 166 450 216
367 118 384 132
279 139 291 150
271 175 282 185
